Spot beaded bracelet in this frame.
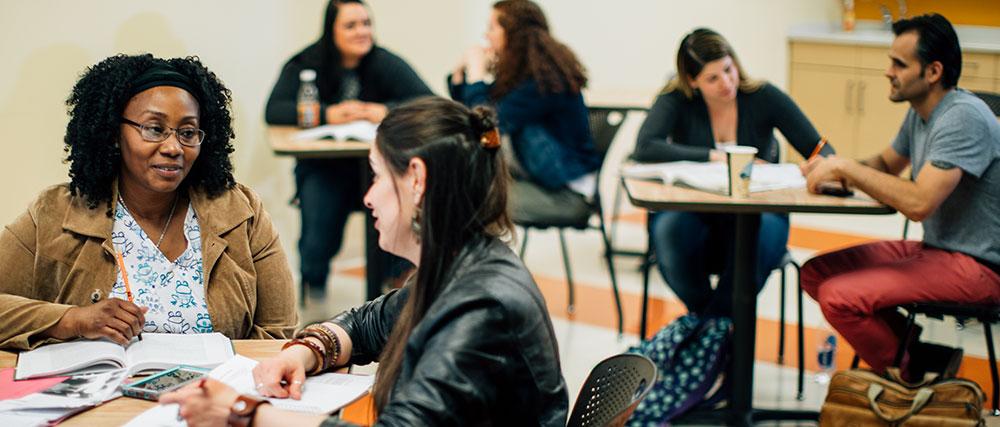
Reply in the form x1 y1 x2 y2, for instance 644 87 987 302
317 323 342 369
297 329 334 371
281 338 326 375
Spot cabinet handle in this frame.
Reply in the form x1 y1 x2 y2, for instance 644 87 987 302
858 81 866 114
846 81 855 114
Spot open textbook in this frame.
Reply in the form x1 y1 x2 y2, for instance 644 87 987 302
15 333 234 380
291 120 378 142
623 161 806 194
124 355 375 426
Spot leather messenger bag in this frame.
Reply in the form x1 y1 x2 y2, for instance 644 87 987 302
820 368 985 426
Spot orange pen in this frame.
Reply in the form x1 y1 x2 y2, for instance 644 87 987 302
113 251 143 341
808 138 828 161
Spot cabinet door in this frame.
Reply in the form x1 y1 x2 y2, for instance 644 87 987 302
789 64 858 161
855 71 910 160
961 77 995 93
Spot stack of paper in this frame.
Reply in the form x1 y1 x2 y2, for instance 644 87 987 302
623 161 806 194
292 120 378 142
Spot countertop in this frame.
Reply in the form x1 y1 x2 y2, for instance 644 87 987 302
789 20 1000 53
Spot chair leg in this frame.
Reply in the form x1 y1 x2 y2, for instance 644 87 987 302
893 308 918 368
597 211 624 337
609 181 624 256
640 251 652 340
983 321 1000 416
519 228 529 259
794 261 805 401
778 267 787 365
851 354 860 369
558 230 575 314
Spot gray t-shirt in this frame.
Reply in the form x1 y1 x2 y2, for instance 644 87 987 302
891 88 1000 265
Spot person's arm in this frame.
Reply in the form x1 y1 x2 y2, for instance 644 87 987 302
765 84 835 159
329 286 408 365
0 208 73 349
244 186 298 339
632 92 709 163
265 58 310 126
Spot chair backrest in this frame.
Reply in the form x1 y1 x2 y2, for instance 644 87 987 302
972 90 1000 117
567 353 657 427
587 106 644 158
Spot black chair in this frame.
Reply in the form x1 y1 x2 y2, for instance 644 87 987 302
972 90 1000 116
566 353 657 427
637 219 807 399
517 106 637 335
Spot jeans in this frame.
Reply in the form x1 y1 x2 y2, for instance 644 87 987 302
649 211 790 316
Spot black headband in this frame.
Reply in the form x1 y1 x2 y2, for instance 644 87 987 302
126 65 200 102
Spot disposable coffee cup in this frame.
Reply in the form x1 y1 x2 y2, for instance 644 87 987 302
723 146 758 198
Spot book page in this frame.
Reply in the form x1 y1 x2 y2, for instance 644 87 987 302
124 333 234 375
291 120 377 142
209 355 374 414
15 340 125 380
624 161 806 194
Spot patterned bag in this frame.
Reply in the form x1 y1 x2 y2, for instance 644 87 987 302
627 314 733 426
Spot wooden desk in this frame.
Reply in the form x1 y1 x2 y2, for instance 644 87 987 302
624 177 893 426
1 340 286 426
268 125 384 302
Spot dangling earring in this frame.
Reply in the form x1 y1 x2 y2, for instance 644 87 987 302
410 206 422 242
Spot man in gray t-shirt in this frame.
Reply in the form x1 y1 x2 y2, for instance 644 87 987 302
798 13 1000 380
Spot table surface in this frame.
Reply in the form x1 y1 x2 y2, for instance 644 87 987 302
1 340 286 426
623 177 895 214
268 125 371 159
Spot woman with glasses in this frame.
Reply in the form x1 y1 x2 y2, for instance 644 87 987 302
266 0 432 304
0 54 298 350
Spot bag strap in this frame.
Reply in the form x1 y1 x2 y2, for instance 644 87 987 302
867 383 934 424
885 367 938 387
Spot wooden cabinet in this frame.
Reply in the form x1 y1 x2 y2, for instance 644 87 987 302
787 41 1000 162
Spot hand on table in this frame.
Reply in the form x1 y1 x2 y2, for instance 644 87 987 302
160 379 239 427
252 345 314 400
325 101 366 124
51 299 148 345
800 155 849 193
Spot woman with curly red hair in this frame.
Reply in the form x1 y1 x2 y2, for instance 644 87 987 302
449 0 601 226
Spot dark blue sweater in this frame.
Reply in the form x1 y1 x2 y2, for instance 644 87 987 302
449 78 600 189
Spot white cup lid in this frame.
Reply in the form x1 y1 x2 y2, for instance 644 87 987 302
299 69 317 82
722 145 758 154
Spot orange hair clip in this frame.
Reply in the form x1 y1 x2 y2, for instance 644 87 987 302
480 128 501 149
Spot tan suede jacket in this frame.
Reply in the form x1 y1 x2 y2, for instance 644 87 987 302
0 183 298 350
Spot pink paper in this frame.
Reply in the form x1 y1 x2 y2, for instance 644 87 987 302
0 367 68 400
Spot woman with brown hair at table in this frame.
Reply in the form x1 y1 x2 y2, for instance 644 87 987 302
163 97 568 426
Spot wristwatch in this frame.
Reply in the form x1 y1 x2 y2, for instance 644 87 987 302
227 394 269 427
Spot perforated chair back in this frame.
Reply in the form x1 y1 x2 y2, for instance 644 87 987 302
972 90 1000 117
587 107 632 158
567 353 657 427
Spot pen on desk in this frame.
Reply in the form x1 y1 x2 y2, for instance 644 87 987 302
807 138 828 161
113 251 143 341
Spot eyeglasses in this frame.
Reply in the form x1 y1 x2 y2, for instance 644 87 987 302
121 117 206 147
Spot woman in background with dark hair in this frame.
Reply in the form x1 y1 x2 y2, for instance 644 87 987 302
633 28 829 317
266 0 433 303
163 97 568 427
449 0 600 226
0 54 297 350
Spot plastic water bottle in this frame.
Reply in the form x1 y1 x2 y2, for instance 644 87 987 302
297 69 320 128
815 334 837 384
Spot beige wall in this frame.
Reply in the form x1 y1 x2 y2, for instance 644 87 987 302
0 0 834 270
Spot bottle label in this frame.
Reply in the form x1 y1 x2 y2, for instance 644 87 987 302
298 102 320 128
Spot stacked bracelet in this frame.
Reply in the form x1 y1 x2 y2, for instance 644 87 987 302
281 338 325 375
317 323 342 369
298 329 334 371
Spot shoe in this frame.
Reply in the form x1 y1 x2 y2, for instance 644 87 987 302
908 341 964 380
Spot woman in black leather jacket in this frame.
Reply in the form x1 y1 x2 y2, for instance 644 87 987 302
163 97 569 426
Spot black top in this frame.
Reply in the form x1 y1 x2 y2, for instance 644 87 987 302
324 237 569 427
265 45 433 125
632 83 830 163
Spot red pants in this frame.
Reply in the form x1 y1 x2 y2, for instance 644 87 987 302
801 240 1000 373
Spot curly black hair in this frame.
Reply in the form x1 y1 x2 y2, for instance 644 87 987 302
64 53 236 210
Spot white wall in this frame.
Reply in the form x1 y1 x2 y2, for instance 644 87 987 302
0 1 836 269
